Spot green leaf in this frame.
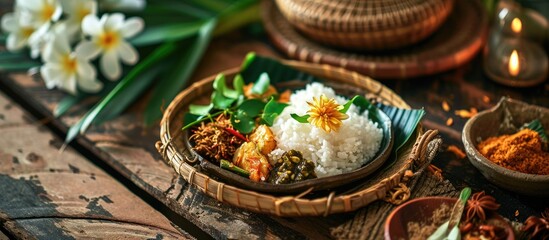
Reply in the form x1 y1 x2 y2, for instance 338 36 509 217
377 104 425 152
233 74 244 95
238 99 265 117
212 91 235 109
340 95 372 114
213 73 226 91
189 103 213 116
251 72 270 95
0 61 41 71
182 111 223 130
144 18 217 126
524 119 548 142
65 42 176 143
290 113 309 123
261 97 288 126
130 21 204 47
214 1 260 36
98 64 164 123
231 111 255 134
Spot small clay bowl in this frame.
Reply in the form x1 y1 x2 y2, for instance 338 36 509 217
462 97 549 196
384 197 515 240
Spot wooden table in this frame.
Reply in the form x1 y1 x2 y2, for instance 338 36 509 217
1 31 548 239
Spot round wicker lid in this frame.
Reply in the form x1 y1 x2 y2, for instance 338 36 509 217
263 0 488 79
275 0 455 50
157 60 442 217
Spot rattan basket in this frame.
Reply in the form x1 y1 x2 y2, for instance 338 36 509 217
156 60 441 216
274 0 455 50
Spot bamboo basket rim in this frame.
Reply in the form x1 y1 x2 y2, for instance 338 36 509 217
157 59 440 216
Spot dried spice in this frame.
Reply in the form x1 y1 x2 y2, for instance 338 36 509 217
442 100 451 112
454 108 478 118
477 129 549 175
407 203 452 240
465 191 500 222
190 114 245 163
446 117 454 126
447 145 466 159
522 208 549 240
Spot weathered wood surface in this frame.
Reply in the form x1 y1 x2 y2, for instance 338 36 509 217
0 92 192 239
1 31 548 239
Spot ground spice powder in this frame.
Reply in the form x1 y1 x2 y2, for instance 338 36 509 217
477 129 549 175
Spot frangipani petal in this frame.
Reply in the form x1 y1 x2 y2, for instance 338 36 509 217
75 40 101 59
100 50 121 81
120 17 143 38
117 41 138 64
82 14 102 35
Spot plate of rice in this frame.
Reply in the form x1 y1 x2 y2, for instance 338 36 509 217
181 56 394 194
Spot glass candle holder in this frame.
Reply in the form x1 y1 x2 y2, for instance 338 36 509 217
484 38 548 87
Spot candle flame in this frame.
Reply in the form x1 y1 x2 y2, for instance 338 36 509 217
511 18 522 33
509 50 520 77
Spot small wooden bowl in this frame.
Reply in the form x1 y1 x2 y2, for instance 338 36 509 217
462 97 549 196
384 197 515 240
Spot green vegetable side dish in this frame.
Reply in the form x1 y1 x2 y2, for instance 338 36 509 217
267 150 317 184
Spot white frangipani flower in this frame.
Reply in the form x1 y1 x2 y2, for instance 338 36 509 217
77 13 144 81
59 0 97 41
1 11 36 51
17 0 62 30
40 34 103 95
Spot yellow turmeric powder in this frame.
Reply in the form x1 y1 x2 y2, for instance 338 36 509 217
477 129 549 175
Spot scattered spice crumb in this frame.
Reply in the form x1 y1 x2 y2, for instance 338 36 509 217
454 108 478 118
515 210 520 217
447 145 466 159
442 100 450 112
446 117 453 126
428 164 443 180
482 96 490 103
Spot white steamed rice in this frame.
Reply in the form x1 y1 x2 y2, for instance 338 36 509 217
269 82 383 177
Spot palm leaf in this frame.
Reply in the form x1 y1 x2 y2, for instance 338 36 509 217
239 54 425 165
143 18 216 125
65 42 176 143
130 21 205 47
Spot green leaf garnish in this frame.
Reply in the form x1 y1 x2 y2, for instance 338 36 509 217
290 114 310 123
251 72 270 95
189 103 213 116
233 74 245 95
231 112 255 134
261 97 289 126
212 91 235 109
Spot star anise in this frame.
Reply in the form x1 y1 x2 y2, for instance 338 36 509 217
522 208 549 240
465 191 500 222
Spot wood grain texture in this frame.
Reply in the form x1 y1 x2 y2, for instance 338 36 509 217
0 92 192 239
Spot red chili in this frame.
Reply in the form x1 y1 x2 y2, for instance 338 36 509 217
224 127 249 142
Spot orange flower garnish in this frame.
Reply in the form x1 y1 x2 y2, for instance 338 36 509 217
306 95 348 133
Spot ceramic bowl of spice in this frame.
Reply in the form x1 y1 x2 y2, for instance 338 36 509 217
462 97 549 196
384 195 514 240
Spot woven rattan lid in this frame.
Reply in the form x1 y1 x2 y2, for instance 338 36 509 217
275 0 455 50
264 0 488 79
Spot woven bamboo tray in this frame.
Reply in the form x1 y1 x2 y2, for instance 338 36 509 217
157 60 441 216
263 0 488 79
275 0 455 50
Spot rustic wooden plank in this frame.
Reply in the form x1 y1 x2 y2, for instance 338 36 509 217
0 92 192 239
4 219 185 239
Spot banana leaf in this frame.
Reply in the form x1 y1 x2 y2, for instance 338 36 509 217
239 54 425 164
